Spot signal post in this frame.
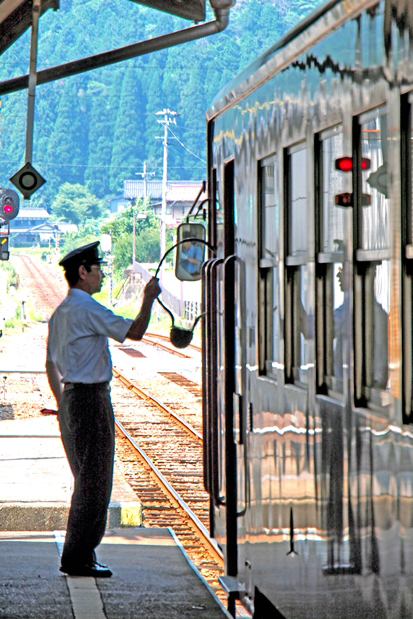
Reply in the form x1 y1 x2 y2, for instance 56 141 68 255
0 189 20 261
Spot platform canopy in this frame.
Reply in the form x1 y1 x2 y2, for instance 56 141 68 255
0 0 58 57
0 0 206 58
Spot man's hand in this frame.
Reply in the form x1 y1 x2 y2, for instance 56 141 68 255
143 277 161 301
126 277 161 341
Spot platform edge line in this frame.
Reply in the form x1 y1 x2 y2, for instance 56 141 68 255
167 527 233 619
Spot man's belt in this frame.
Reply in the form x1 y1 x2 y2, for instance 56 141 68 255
64 382 110 391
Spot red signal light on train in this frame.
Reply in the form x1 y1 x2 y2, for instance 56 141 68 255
335 157 371 171
335 157 353 172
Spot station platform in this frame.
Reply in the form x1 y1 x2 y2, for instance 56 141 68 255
0 528 230 619
0 416 231 619
0 416 142 530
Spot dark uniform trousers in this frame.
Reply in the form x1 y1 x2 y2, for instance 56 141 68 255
58 382 114 568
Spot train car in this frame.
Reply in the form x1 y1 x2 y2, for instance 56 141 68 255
201 0 413 616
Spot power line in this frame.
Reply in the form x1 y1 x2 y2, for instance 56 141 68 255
167 125 206 164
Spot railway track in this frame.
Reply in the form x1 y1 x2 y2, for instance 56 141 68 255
114 425 226 602
145 330 202 354
13 254 66 315
158 371 202 398
112 368 202 440
111 366 226 602
112 367 207 525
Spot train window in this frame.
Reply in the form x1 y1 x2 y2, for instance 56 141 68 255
258 155 280 376
354 107 390 407
316 126 346 394
359 107 389 252
285 144 310 385
289 147 307 258
215 166 224 250
320 127 346 255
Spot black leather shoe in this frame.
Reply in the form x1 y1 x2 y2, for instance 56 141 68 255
60 561 112 577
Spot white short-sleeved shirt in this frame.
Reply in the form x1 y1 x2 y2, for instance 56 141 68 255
47 289 133 384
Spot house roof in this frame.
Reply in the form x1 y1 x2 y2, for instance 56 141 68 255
15 207 50 218
166 185 206 203
124 180 205 202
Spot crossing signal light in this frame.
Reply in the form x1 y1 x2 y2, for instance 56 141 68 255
0 236 9 261
0 189 19 222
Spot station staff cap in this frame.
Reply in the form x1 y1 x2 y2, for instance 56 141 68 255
59 241 105 270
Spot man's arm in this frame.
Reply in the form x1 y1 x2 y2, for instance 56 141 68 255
46 360 63 408
126 277 161 341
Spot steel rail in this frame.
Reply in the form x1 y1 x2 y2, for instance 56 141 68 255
112 367 203 442
115 417 224 567
141 335 193 358
16 254 63 309
144 332 202 354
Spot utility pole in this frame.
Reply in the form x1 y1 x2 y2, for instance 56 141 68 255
135 161 154 200
143 161 148 199
156 109 178 274
134 161 154 273
132 213 136 266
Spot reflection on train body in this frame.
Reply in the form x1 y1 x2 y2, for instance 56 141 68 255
202 0 413 617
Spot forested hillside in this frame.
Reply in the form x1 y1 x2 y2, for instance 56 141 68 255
0 0 319 211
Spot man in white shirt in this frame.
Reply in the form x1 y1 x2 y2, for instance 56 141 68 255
46 241 161 577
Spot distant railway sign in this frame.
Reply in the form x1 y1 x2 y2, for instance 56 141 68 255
9 162 46 200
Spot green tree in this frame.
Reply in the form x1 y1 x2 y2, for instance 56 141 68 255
112 232 133 276
51 183 106 225
177 52 206 179
144 67 164 177
58 219 107 258
59 231 99 258
109 63 146 193
101 198 175 274
83 77 114 198
46 79 88 199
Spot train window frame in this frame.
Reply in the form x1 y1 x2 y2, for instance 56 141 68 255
402 93 413 422
284 143 310 386
354 106 391 409
257 153 281 378
315 125 346 397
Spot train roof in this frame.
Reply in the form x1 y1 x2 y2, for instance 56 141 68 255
206 0 377 121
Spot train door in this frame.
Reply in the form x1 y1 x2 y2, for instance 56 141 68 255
204 156 239 584
222 160 238 581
